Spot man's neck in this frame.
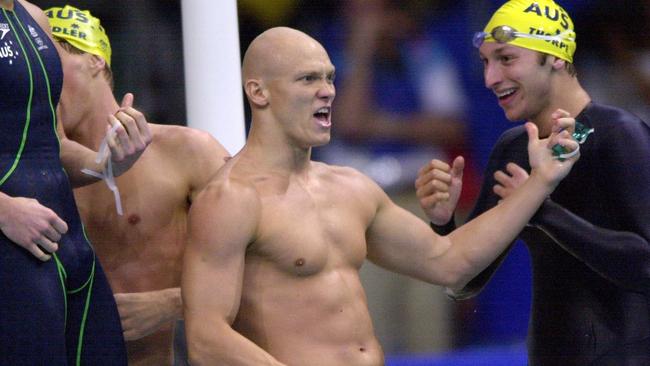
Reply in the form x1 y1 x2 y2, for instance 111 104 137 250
242 136 313 177
532 77 591 137
65 94 121 151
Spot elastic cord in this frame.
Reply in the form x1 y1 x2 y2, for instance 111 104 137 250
554 143 580 161
81 123 123 215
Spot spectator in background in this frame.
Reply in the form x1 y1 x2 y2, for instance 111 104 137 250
314 0 475 196
575 0 650 122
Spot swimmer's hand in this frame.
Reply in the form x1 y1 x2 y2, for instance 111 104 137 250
0 195 68 261
114 288 182 341
496 110 579 200
527 110 580 187
493 162 529 200
105 93 153 177
415 156 464 225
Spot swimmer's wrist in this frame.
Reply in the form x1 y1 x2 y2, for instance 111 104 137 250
526 170 556 196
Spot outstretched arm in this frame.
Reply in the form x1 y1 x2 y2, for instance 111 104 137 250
493 118 650 293
368 121 578 291
182 179 286 366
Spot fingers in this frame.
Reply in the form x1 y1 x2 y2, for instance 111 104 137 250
417 159 450 180
450 156 465 179
505 162 528 178
493 162 530 200
115 107 149 147
50 215 69 237
118 92 152 143
34 236 58 255
419 192 451 208
416 167 452 198
550 109 575 136
554 139 580 160
105 93 152 163
38 211 67 243
525 122 540 145
493 184 507 199
493 169 511 186
28 242 52 262
550 108 570 120
415 159 450 189
120 92 134 109
32 209 66 261
547 129 572 149
106 117 126 161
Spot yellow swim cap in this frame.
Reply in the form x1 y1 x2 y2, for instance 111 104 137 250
481 0 576 63
45 5 112 66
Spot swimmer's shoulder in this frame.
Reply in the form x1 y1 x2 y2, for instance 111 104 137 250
198 155 261 210
150 123 230 162
188 158 261 244
20 1 52 37
312 161 386 198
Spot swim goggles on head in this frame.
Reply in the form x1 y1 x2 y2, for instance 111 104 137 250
473 25 573 49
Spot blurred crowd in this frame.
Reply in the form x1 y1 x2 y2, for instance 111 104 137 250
32 0 650 356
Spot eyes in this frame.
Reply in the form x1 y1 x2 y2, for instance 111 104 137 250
297 72 336 84
480 53 516 68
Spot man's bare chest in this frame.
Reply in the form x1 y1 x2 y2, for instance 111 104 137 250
251 190 371 276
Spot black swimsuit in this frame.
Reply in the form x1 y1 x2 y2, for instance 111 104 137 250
0 2 126 364
434 102 650 365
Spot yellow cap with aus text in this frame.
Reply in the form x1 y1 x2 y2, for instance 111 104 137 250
483 0 576 62
45 5 112 66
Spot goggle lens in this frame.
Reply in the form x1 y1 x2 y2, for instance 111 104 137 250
473 25 518 48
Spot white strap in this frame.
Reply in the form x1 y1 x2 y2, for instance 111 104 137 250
81 123 123 215
554 143 580 161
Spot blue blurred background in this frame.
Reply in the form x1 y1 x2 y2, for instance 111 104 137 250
33 0 650 364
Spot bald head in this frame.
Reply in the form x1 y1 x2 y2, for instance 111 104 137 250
242 27 328 83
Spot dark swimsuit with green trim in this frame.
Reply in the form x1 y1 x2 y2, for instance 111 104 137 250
0 2 126 365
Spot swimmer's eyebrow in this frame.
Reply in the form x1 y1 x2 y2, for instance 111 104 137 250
294 69 336 83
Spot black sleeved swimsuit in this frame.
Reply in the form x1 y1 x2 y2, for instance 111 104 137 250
434 102 650 365
0 2 126 365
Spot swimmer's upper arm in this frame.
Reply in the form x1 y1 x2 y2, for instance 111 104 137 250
364 180 457 287
182 178 260 355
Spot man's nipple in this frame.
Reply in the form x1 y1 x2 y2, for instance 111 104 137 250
127 214 141 225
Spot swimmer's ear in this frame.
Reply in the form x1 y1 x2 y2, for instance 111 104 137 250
551 57 566 71
244 79 269 107
88 54 107 76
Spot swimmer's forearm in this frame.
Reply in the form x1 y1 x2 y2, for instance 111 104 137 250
165 287 183 321
187 323 287 366
446 171 552 288
60 137 104 187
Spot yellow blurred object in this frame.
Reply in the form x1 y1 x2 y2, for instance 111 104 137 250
45 5 112 66
483 0 576 62
239 0 297 27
